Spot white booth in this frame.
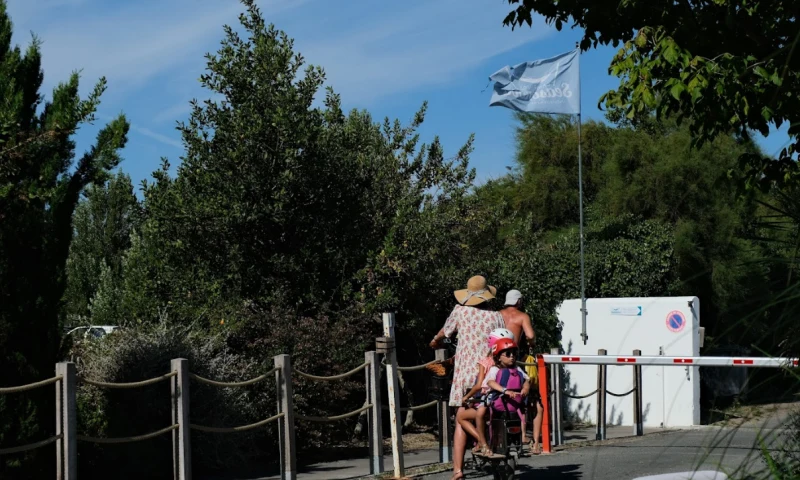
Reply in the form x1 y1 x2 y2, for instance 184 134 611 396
556 296 701 428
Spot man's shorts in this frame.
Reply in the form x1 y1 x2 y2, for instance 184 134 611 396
527 387 543 408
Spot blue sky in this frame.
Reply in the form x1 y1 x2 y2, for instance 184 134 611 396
7 0 791 191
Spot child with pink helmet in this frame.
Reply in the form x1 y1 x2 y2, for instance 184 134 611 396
456 328 515 456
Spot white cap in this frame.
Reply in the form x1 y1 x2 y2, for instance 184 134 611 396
504 289 523 306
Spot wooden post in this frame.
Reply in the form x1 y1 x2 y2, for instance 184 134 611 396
383 313 405 477
435 348 451 463
537 355 552 454
595 349 607 441
55 362 76 480
365 351 384 475
633 349 643 436
274 354 297 480
56 364 62 480
549 348 563 446
171 359 192 480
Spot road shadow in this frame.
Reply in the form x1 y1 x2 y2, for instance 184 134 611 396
515 463 583 480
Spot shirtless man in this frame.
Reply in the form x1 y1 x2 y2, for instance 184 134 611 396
500 290 534 350
500 289 543 453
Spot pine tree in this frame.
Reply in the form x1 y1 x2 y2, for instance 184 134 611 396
63 172 140 325
0 1 129 475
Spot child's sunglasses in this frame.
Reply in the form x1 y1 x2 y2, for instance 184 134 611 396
499 349 517 358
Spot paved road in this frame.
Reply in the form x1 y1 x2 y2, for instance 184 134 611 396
426 420 789 480
244 404 794 480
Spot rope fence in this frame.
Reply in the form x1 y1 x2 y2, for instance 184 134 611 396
79 371 176 389
0 343 464 477
77 424 179 444
564 389 598 400
382 399 437 412
190 413 284 433
607 388 636 398
294 362 368 382
296 403 373 423
397 360 439 372
0 434 62 456
0 375 62 394
190 367 279 388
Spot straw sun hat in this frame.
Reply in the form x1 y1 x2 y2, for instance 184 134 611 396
454 275 497 306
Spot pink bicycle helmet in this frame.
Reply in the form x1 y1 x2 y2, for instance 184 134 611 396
488 327 514 349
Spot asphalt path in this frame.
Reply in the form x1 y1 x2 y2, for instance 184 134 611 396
426 412 792 480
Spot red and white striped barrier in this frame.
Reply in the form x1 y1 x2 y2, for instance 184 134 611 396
541 354 799 368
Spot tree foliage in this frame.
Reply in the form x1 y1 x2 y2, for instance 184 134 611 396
120 2 480 333
64 1 489 475
29 1 800 477
0 0 128 475
500 0 800 190
479 113 785 346
63 172 140 325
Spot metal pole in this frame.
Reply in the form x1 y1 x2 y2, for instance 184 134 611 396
383 313 405 477
537 355 552 454
365 351 384 475
274 354 297 480
578 111 588 345
550 348 563 446
633 349 643 436
435 348 452 463
548 362 557 447
55 362 76 480
595 349 607 441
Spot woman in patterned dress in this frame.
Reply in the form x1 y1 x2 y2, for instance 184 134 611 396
431 275 504 480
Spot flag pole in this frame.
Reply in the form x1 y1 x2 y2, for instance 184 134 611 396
576 44 588 345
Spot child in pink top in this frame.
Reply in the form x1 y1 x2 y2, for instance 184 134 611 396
455 328 513 457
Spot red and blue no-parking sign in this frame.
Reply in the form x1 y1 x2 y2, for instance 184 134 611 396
666 310 686 332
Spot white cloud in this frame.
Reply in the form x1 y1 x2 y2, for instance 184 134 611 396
153 102 193 125
130 125 183 150
294 0 556 104
7 0 310 98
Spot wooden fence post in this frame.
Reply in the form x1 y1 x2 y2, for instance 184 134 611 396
435 348 451 463
55 362 76 480
171 359 192 480
383 313 404 478
274 354 296 480
365 351 384 474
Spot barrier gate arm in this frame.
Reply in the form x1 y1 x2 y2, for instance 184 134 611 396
536 353 797 453
541 355 799 367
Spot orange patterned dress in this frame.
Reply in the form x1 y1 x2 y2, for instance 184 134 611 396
442 305 504 407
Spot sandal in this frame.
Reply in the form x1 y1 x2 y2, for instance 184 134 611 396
531 441 541 455
480 444 493 457
450 470 464 480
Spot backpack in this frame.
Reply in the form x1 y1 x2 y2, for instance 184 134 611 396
491 367 525 412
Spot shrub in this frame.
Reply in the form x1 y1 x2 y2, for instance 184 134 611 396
74 321 269 479
73 305 380 479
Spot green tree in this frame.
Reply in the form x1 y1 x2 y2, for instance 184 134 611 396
0 1 128 474
500 0 800 190
72 2 485 474
64 172 140 325
479 113 777 345
121 0 480 330
477 114 607 231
